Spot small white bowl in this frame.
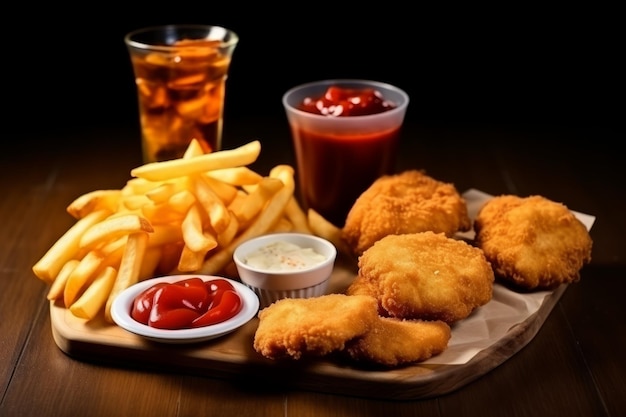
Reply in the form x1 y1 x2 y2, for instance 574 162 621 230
233 233 337 308
110 275 259 344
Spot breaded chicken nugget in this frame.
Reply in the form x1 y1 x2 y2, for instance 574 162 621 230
474 195 592 290
344 273 378 299
253 294 379 360
345 317 451 367
349 232 494 323
342 170 471 257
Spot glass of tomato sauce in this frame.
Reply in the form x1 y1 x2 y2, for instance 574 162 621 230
282 79 409 227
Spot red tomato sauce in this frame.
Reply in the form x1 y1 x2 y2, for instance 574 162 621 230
291 85 400 227
130 277 242 330
297 86 397 117
292 126 399 228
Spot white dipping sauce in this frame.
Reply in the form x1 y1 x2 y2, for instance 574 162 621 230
243 240 326 271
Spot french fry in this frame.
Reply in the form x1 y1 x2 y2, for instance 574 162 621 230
148 224 184 247
100 234 127 250
130 140 261 181
46 259 80 301
177 244 209 272
181 204 218 252
104 232 149 322
227 190 248 214
141 201 186 225
167 189 197 213
145 181 186 204
33 209 111 283
69 266 117 320
67 190 122 219
60 234 127 307
201 174 239 204
63 250 106 307
232 177 283 224
271 217 295 233
100 240 127 270
139 247 162 279
123 177 163 195
307 208 352 257
183 138 206 158
120 193 152 211
270 164 296 185
206 166 263 185
284 197 312 234
216 211 239 248
192 174 231 234
79 214 153 249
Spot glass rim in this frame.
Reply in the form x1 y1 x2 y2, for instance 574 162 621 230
125 24 239 52
282 79 410 120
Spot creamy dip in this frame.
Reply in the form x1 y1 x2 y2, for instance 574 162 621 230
243 240 326 271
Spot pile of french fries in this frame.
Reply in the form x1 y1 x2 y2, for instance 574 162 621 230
33 139 348 323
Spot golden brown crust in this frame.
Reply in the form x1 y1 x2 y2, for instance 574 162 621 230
344 317 451 366
351 232 494 323
253 294 379 360
341 170 471 257
474 195 593 290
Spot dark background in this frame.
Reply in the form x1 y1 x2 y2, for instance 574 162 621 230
9 5 620 144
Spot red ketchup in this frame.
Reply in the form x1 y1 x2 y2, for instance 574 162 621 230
297 86 397 117
130 277 242 330
292 86 400 227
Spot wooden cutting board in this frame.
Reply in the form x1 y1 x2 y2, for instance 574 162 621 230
49 253 566 400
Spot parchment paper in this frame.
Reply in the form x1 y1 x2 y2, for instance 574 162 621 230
422 189 596 365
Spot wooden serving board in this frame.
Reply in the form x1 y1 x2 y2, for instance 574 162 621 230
49 253 566 400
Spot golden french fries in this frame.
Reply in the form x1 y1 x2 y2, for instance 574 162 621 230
104 232 149 322
33 138 349 323
33 209 111 283
181 204 217 253
130 140 261 181
79 214 154 249
63 250 106 306
46 259 79 301
70 266 117 320
307 208 352 257
233 177 284 224
192 174 231 234
206 167 263 185
197 164 296 275
66 190 121 219
285 197 313 234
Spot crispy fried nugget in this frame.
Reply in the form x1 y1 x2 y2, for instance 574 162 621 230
253 294 379 360
342 170 471 257
345 317 451 367
349 232 494 323
474 195 592 290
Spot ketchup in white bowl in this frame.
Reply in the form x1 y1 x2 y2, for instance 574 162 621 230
111 275 258 344
130 277 242 330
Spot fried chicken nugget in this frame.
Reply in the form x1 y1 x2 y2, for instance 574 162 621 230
349 232 494 323
253 294 379 360
342 170 471 257
474 195 592 290
345 317 451 367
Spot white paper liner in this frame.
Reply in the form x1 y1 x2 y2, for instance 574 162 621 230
422 189 596 365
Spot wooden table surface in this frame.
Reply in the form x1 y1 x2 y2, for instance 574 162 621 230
1 117 624 417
